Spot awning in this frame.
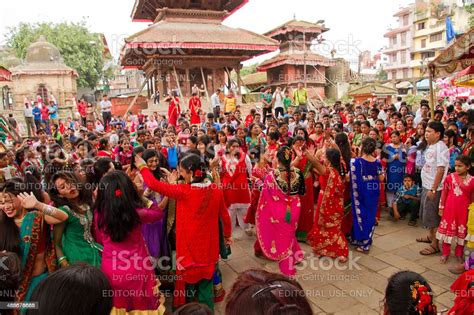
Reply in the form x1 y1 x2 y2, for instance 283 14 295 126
396 81 413 89
452 65 474 88
416 78 434 90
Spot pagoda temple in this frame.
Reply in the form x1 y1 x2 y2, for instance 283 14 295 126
257 20 333 98
121 0 279 105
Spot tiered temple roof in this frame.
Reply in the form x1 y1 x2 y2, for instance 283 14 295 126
121 8 278 69
131 0 248 21
257 19 332 71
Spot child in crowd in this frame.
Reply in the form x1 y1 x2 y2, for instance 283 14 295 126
437 155 474 264
391 174 421 226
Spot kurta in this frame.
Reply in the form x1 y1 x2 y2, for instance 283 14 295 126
94 208 165 315
436 173 474 245
59 205 102 267
220 155 251 208
140 167 232 283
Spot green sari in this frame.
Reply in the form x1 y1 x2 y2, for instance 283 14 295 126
59 206 102 267
17 211 57 302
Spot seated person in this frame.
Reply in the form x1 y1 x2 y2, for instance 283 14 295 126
390 174 420 226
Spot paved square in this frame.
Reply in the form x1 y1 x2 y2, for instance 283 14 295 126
215 211 458 314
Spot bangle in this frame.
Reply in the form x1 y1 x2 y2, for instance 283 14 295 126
43 204 56 217
57 256 67 264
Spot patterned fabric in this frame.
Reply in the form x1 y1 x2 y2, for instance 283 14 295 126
393 184 421 205
350 158 381 251
307 167 348 258
436 173 474 245
17 211 57 302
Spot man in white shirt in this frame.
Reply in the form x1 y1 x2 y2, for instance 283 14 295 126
414 100 430 127
100 95 112 130
211 89 221 121
394 96 402 112
273 87 285 119
418 121 449 256
24 103 35 137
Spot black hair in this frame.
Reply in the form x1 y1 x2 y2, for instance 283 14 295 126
27 264 113 315
188 135 198 146
455 154 471 168
361 137 377 155
49 171 94 211
427 121 445 140
0 178 26 255
0 251 21 314
94 171 142 242
403 174 415 181
326 148 345 177
180 153 207 184
131 146 146 170
335 133 351 171
173 302 212 315
444 129 458 147
142 149 163 180
276 146 293 196
225 269 312 315
24 165 44 203
385 271 436 315
98 138 108 151
92 157 115 186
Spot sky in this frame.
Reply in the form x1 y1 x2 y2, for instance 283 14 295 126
0 0 413 67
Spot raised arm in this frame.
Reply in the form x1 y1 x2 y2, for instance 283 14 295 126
137 207 164 224
139 167 186 200
304 149 326 176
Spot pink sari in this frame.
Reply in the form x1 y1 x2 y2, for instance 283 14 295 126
256 172 302 276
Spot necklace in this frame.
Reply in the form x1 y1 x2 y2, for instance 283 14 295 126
14 210 26 226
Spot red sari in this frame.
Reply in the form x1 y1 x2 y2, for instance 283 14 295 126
168 97 181 127
307 167 348 258
188 97 201 125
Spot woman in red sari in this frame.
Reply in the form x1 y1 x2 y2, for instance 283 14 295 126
307 148 348 262
291 134 315 241
188 93 201 125
167 92 181 128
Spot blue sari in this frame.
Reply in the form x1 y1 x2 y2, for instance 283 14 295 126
350 158 381 251
386 144 406 192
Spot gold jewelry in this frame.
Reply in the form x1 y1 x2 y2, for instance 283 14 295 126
137 163 147 170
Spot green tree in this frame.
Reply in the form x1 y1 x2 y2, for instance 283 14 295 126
376 67 388 81
466 4 474 28
5 20 111 89
240 64 258 77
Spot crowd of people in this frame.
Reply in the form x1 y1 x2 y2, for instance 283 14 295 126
1 86 474 314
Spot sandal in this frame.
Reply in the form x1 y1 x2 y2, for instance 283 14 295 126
419 245 440 256
408 221 417 227
416 236 432 243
